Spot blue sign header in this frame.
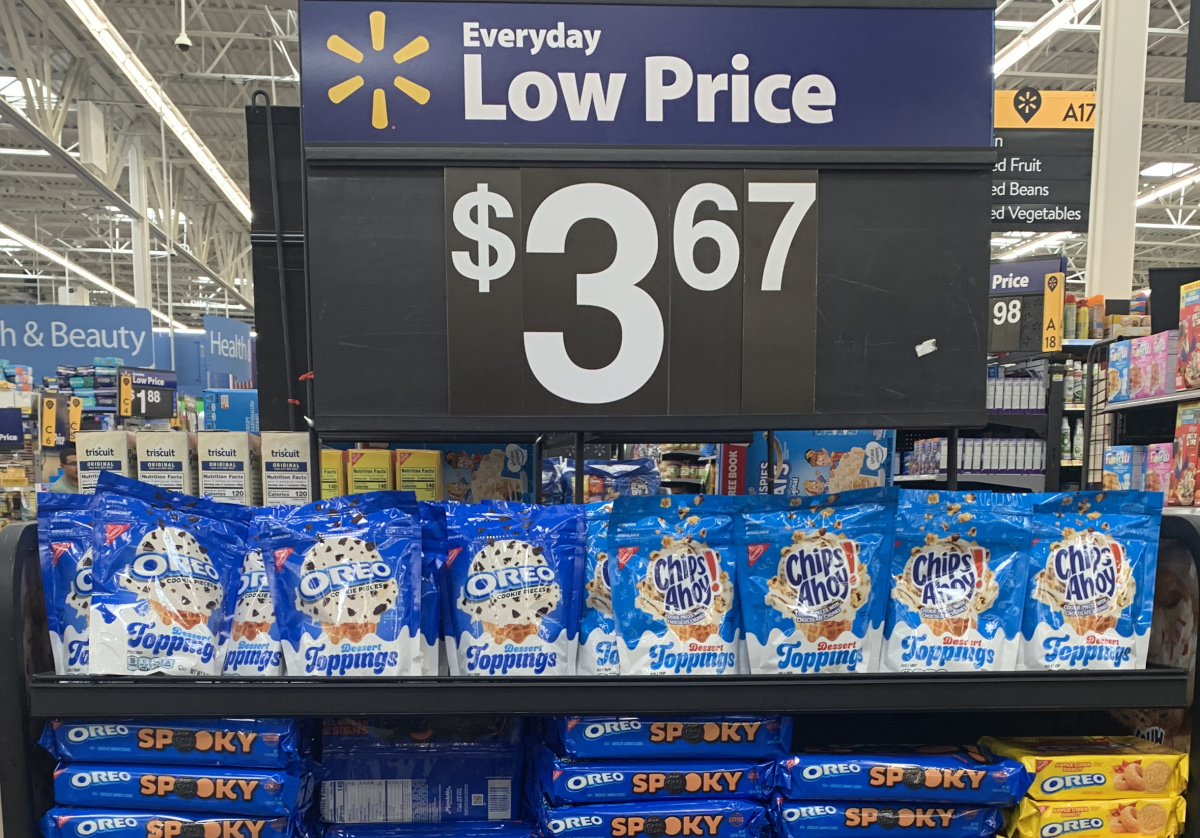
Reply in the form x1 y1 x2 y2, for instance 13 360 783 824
204 314 253 381
989 257 1067 296
0 305 153 376
299 1 994 148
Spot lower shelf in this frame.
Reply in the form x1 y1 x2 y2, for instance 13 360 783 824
28 666 1188 717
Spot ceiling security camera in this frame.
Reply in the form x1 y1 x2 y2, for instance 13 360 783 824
175 31 192 51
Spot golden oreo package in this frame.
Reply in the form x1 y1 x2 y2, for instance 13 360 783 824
980 736 1187 801
1008 796 1185 838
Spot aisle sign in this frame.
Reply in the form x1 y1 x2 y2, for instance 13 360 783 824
993 89 1095 232
299 1 994 148
39 395 81 449
203 314 253 381
118 368 178 420
0 305 153 375
989 257 1066 353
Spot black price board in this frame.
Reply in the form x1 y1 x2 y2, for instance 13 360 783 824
118 368 178 420
445 168 816 418
988 257 1066 353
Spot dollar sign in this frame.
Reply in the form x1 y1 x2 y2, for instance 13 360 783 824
452 183 516 292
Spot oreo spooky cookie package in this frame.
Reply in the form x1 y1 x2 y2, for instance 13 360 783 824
40 719 300 768
89 484 247 676
442 501 585 676
548 717 791 760
258 492 422 677
1021 492 1162 670
609 496 742 676
40 807 296 838
883 491 1032 673
579 501 619 676
773 801 1002 838
540 799 769 838
740 489 897 674
37 493 95 675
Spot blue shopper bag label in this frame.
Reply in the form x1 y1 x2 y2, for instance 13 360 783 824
548 717 791 760
40 718 301 768
443 501 585 676
540 799 769 838
1021 491 1162 670
40 807 296 838
37 492 95 675
883 491 1032 672
773 801 1002 838
258 492 422 677
89 492 246 676
740 489 896 674
610 496 742 675
579 501 620 676
224 549 283 675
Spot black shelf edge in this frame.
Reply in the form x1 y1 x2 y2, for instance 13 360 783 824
28 667 1188 718
987 412 1049 433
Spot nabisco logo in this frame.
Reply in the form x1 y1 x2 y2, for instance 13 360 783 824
104 524 130 545
273 548 293 572
51 542 73 564
617 547 639 569
746 543 768 567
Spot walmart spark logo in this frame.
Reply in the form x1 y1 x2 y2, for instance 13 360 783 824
326 11 429 130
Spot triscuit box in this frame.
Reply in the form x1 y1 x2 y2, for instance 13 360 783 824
980 736 1188 801
345 449 393 493
393 449 443 500
75 430 136 493
203 388 259 433
320 448 345 499
261 431 312 507
1008 796 1185 838
197 431 262 505
135 430 197 495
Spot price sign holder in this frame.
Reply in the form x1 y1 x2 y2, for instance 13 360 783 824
988 257 1067 354
118 368 178 420
39 395 81 449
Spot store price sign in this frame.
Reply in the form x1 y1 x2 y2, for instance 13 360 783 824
39 395 81 449
118 368 178 420
446 168 816 416
988 257 1065 353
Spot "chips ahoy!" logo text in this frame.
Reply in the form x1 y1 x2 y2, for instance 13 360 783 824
299 561 391 601
652 547 718 618
1050 533 1121 611
909 543 985 615
784 537 857 617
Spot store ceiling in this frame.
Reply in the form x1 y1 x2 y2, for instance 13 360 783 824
0 0 1196 323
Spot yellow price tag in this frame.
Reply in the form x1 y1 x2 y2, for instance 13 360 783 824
40 396 57 448
119 374 133 417
1043 272 1066 352
68 397 82 442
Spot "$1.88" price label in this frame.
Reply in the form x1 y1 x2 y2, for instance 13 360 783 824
444 167 818 417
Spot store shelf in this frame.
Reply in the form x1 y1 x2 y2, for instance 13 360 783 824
1064 404 1087 412
660 449 703 460
895 473 1045 491
27 668 1188 717
1063 339 1100 348
1103 389 1200 413
987 412 1048 433
661 478 704 486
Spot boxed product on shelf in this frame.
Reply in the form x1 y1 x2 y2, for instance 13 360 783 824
1132 330 1180 399
197 430 263 505
535 749 775 804
75 430 136 494
1105 314 1152 339
1008 796 1185 838
1169 403 1200 506
40 809 300 838
541 800 770 838
1145 442 1173 498
441 444 533 503
203 388 260 433
1176 279 1200 391
321 448 345 498
261 431 313 506
135 429 198 495
546 716 792 759
345 448 394 493
392 449 443 500
1103 445 1145 491
747 430 894 495
40 718 302 767
546 457 662 502
772 800 1002 838
1108 340 1131 403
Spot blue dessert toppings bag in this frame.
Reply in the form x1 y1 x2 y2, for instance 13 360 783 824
739 489 897 674
442 501 585 676
547 717 791 760
773 800 1002 838
257 492 422 677
224 548 283 675
883 491 1032 672
609 496 743 675
1020 491 1162 670
40 718 301 768
579 501 619 676
37 492 95 675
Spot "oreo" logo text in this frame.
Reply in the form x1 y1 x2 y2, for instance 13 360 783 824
465 565 556 600
71 817 139 836
1039 818 1104 837
131 553 219 583
583 721 642 739
299 561 390 601
800 763 861 781
70 770 132 787
1040 774 1106 795
65 724 129 742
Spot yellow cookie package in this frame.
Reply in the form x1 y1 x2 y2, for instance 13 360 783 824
981 737 1188 800
1008 797 1186 838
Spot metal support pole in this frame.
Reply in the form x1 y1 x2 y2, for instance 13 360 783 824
128 138 152 309
1084 0 1150 299
765 431 776 495
946 428 958 491
574 433 585 504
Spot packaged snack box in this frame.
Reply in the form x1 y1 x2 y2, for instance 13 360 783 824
548 716 791 760
777 746 1031 806
772 800 1002 838
40 809 297 838
1145 443 1173 499
1020 493 1162 670
1145 331 1174 398
539 799 769 838
1108 342 1131 403
1130 336 1153 400
740 489 897 674
1103 446 1145 491
535 750 775 805
1169 403 1200 505
345 449 393 493
393 449 443 501
980 736 1187 800
883 491 1032 672
1007 796 1185 837
1176 279 1200 391
321 449 345 498
40 719 300 768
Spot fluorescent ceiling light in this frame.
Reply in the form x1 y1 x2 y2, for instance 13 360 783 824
998 231 1075 261
1136 167 1200 206
0 221 189 330
58 0 251 222
1141 162 1194 178
994 0 1101 76
1137 222 1200 231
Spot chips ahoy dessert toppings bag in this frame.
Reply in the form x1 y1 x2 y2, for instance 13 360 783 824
539 799 770 838
1021 492 1162 670
224 549 283 675
89 491 246 676
579 501 619 676
740 489 896 674
442 501 585 676
773 801 1002 838
610 496 743 675
40 718 301 768
883 491 1031 672
548 716 791 760
38 492 95 675
776 746 1031 806
258 492 422 677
